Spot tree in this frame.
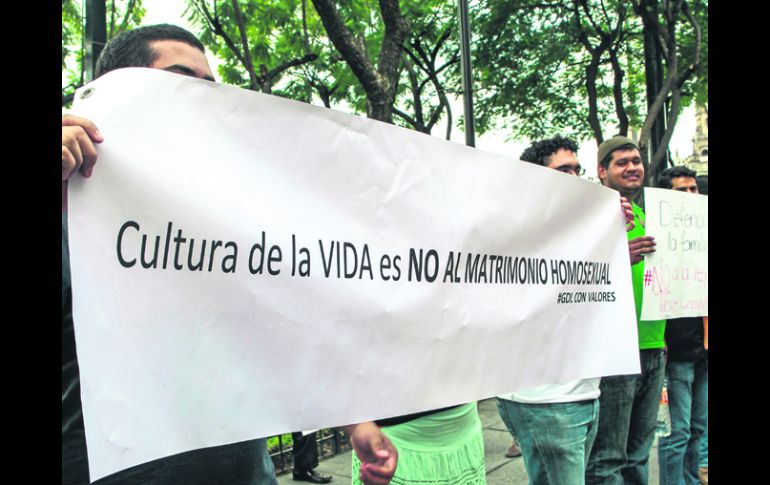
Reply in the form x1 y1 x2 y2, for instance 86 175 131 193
472 0 707 166
186 0 320 94
62 0 145 106
631 0 706 181
310 0 410 123
393 1 461 138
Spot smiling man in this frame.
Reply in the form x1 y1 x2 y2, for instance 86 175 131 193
586 136 667 485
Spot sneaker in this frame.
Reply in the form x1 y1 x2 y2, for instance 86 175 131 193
505 441 522 458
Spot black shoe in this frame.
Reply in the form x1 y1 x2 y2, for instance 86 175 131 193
292 469 333 484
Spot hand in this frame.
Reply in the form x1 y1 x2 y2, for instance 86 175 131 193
62 114 103 181
344 422 398 485
628 236 655 265
619 196 635 232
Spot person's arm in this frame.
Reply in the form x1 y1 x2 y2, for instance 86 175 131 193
62 115 103 208
628 236 656 265
341 421 397 485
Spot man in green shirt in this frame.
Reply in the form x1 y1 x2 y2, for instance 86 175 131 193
586 136 666 485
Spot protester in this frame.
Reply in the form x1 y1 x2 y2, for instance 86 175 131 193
495 136 633 485
292 431 333 483
351 403 486 485
62 24 396 485
655 167 708 485
586 136 666 485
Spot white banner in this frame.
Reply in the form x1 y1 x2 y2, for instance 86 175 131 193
641 187 708 319
69 68 640 481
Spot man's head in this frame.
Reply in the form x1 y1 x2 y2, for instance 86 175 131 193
520 136 583 176
696 175 708 195
95 24 214 81
597 135 644 196
657 166 699 194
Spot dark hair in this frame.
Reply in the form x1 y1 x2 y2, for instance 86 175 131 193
95 24 205 78
599 143 638 168
520 136 579 166
696 175 708 195
657 166 698 189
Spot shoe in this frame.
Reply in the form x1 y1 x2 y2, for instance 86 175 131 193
293 468 333 483
699 467 708 485
505 441 522 458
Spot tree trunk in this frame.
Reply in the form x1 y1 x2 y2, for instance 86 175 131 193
311 0 409 123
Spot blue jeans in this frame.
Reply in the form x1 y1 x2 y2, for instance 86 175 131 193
92 437 278 484
699 418 708 468
658 358 708 485
497 398 599 485
586 349 666 485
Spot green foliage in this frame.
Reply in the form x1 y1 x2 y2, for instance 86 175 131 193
473 0 707 143
62 0 146 104
392 0 462 135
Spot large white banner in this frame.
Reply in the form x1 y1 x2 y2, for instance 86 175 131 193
641 187 708 319
69 68 640 481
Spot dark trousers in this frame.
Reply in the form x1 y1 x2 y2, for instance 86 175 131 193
586 348 666 485
292 431 319 472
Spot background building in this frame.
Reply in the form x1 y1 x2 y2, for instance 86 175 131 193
680 104 708 176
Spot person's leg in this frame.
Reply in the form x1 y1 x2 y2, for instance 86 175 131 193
698 420 708 485
505 399 598 485
623 349 666 485
496 398 522 458
658 360 695 485
292 432 319 472
685 359 708 485
255 438 280 485
584 398 601 463
586 375 637 485
293 432 332 483
95 438 278 485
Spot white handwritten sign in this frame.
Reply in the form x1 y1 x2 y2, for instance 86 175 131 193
641 187 708 319
69 68 640 481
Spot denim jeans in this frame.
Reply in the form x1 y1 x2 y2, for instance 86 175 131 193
497 398 599 485
92 437 278 484
699 421 708 468
658 358 708 485
586 349 666 485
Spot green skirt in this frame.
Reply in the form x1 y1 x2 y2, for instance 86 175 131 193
352 402 486 484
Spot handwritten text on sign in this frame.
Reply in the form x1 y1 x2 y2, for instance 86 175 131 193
641 187 708 319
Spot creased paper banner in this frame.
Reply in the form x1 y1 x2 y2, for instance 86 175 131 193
641 187 708 319
69 68 640 481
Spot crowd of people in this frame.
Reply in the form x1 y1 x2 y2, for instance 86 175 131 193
62 24 707 485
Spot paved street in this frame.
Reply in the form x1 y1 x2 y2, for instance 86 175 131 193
278 398 660 484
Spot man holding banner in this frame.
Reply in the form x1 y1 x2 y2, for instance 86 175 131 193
62 24 397 485
586 136 667 485
654 167 708 485
496 135 633 485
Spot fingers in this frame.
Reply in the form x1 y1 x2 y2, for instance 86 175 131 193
62 144 79 181
629 236 656 250
359 463 394 485
360 443 397 478
359 456 397 485
628 236 656 264
62 115 103 181
62 115 104 143
348 422 398 484
618 197 635 232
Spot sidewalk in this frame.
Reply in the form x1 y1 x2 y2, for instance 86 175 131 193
278 398 660 484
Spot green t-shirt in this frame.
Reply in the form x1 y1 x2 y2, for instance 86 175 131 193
628 202 666 349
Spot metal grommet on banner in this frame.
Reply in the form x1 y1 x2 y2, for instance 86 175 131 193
81 88 95 99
